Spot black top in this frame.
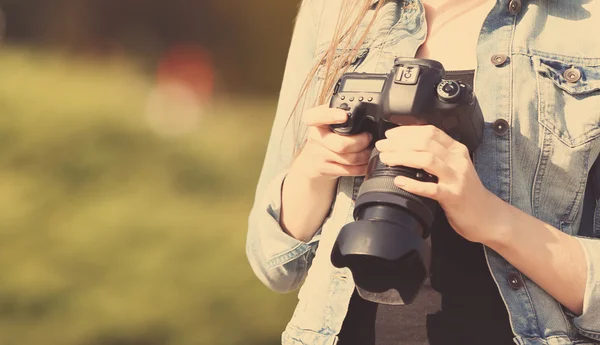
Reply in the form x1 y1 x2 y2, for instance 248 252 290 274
337 70 514 345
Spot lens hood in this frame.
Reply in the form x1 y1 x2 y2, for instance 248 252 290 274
331 218 430 305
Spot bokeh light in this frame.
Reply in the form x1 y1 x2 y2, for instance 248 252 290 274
156 44 215 102
145 44 215 137
145 80 204 137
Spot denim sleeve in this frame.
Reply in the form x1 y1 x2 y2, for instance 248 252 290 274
570 158 600 340
246 0 323 293
573 236 600 340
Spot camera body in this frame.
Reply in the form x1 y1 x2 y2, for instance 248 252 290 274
329 58 483 151
329 58 484 305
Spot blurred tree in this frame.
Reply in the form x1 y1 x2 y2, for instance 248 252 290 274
0 48 298 345
1 0 301 96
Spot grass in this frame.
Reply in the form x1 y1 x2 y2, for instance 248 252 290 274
0 47 297 345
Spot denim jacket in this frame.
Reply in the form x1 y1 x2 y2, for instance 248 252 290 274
246 0 600 344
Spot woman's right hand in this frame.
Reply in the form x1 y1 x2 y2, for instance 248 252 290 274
290 105 374 181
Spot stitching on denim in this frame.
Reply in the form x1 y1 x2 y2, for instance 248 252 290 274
290 252 309 290
593 180 600 235
532 55 600 148
513 50 600 66
594 205 600 238
346 178 356 222
483 250 518 337
374 0 425 67
568 147 593 225
521 273 542 337
555 298 576 339
267 243 312 270
516 334 600 343
284 324 339 345
373 2 401 68
508 0 518 206
574 325 600 340
531 93 550 219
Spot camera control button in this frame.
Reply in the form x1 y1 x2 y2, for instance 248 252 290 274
349 97 355 102
493 118 509 136
437 81 461 102
491 54 508 66
468 92 475 105
340 96 345 100
508 0 522 15
358 96 364 102
442 83 458 94
338 103 351 111
368 97 373 102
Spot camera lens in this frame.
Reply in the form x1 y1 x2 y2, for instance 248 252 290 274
331 148 438 305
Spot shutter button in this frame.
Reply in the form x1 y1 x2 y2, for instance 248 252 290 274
508 0 522 14
508 273 524 290
493 119 509 136
564 67 581 83
491 54 508 66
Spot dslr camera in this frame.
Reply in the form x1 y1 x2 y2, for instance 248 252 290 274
329 57 484 305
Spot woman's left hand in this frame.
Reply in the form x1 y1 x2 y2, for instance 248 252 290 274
375 124 505 245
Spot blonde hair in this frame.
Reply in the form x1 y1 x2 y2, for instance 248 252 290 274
289 0 386 157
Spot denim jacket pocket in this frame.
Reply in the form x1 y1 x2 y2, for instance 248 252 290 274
535 56 600 148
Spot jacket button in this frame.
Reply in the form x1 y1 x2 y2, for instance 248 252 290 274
508 0 522 14
508 273 524 290
493 118 509 136
491 54 508 66
563 67 582 83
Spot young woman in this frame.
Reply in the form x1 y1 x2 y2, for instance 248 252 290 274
246 0 600 344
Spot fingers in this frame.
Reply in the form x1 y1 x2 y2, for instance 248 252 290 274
303 106 372 153
379 150 453 179
325 148 372 166
376 134 447 157
384 125 456 150
296 105 374 180
309 126 372 153
304 143 371 168
299 142 371 178
376 124 467 179
303 105 349 127
376 127 450 178
394 175 440 199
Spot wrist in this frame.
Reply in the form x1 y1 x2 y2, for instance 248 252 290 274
286 165 338 191
480 192 518 250
280 165 338 243
288 153 339 185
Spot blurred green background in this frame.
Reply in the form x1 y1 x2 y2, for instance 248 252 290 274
0 1 300 344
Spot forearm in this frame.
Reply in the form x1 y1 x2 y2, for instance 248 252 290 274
280 169 338 242
485 195 587 315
